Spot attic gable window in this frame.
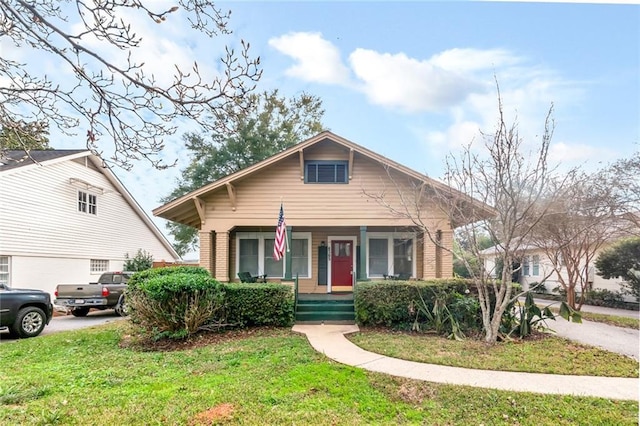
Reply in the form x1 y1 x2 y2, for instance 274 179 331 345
78 191 97 215
305 161 348 184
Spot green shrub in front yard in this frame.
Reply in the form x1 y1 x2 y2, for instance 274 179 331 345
127 265 210 290
128 270 224 339
222 283 294 328
354 279 477 333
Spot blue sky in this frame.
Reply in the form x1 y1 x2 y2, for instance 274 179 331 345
5 1 639 256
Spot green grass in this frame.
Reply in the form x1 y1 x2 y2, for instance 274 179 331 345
0 324 637 425
349 329 639 377
577 311 639 329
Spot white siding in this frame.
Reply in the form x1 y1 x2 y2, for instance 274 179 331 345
0 158 177 290
8 255 128 299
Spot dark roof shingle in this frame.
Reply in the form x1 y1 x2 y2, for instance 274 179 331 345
0 150 88 171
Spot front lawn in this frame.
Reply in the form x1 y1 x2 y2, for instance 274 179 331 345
348 329 639 377
0 323 637 425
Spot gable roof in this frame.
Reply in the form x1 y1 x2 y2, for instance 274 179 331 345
1 149 180 260
154 131 496 229
0 150 89 171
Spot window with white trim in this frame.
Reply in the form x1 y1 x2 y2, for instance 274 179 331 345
78 191 97 215
521 255 540 277
532 255 540 276
368 239 388 277
367 233 416 278
90 259 109 273
236 232 311 279
0 256 10 287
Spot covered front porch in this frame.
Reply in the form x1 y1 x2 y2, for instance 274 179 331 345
198 225 454 294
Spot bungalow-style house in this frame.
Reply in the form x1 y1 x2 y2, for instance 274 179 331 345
0 150 180 298
154 131 491 294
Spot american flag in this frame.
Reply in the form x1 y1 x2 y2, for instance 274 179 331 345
273 204 286 261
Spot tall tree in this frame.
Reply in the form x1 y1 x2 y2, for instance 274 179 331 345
0 1 260 170
595 237 640 302
164 90 325 256
0 120 50 150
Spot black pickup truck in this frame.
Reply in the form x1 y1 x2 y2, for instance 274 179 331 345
0 284 54 338
54 271 132 317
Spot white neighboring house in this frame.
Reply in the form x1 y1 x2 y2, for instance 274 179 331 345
0 150 180 299
482 243 632 301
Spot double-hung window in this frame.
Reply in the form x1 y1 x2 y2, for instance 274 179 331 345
305 161 348 184
366 233 415 278
532 255 540 276
236 232 311 278
78 191 97 215
522 255 540 277
0 256 10 287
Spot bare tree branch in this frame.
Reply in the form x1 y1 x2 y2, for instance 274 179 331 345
0 0 262 170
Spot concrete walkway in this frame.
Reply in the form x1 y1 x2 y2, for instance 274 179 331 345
292 324 639 401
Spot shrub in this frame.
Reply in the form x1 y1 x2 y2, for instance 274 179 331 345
127 266 210 291
222 283 294 328
128 270 224 339
123 249 154 272
586 289 626 308
354 279 473 329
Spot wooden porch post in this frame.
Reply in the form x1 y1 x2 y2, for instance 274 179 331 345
284 226 293 280
359 226 368 281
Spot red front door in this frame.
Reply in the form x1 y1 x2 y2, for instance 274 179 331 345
331 240 353 289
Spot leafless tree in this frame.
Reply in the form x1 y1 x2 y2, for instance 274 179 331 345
367 85 575 343
0 0 261 169
529 162 639 310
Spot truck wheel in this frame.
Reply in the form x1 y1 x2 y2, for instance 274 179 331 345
114 295 128 317
71 307 90 317
11 307 46 338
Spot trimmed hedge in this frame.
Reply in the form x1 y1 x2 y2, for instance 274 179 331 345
222 283 294 328
127 266 210 291
354 279 472 327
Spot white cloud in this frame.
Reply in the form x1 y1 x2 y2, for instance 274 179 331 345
429 48 522 73
268 32 351 85
348 49 484 112
549 141 614 165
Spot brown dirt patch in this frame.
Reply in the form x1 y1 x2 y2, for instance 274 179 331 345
189 403 235 425
119 326 288 352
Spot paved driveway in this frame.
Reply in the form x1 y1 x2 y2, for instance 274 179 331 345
41 310 126 336
1 310 125 342
547 316 639 360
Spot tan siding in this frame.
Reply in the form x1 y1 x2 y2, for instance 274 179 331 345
202 154 449 232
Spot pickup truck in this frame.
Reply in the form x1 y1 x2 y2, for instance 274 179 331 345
0 284 54 338
54 271 132 317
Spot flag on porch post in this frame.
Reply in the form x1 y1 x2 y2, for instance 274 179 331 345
273 203 287 261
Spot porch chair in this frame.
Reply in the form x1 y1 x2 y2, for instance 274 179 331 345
238 272 267 283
